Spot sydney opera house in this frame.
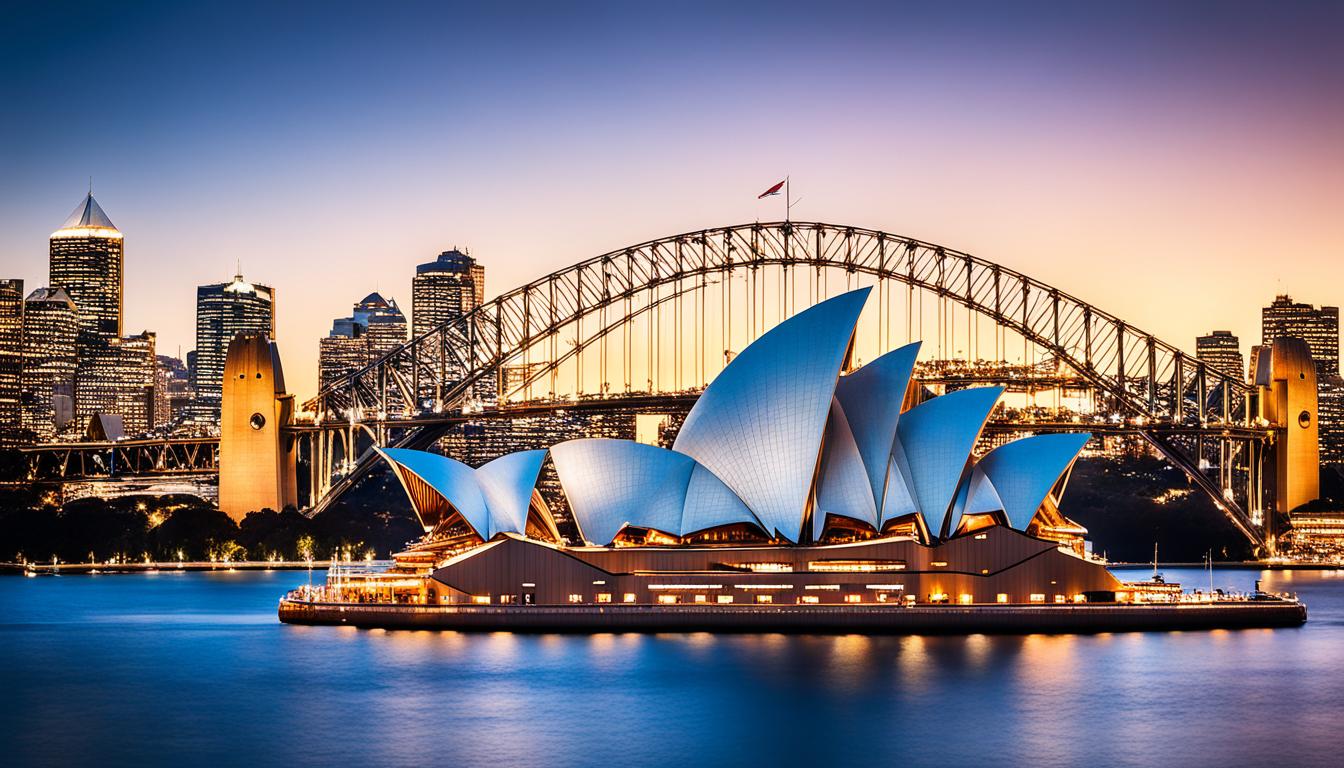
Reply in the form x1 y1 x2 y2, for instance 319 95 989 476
298 287 1138 618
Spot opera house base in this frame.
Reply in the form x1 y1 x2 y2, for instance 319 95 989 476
278 600 1306 634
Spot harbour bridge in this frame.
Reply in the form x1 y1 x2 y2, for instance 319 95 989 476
23 222 1292 552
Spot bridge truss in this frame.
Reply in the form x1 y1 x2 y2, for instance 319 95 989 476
303 222 1273 549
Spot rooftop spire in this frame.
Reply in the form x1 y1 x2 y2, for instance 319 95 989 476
57 192 117 232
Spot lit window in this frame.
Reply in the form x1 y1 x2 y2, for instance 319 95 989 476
592 580 607 586
958 593 974 605
931 561 948 568
844 594 862 603
623 593 636 603
716 595 733 604
800 595 820 604
904 594 916 603
1073 593 1087 603
1055 594 1067 604
596 593 612 603
499 594 516 605
973 533 989 540
996 593 1009 604
568 594 583 604
471 595 490 605
693 594 707 603
804 584 841 590
657 594 679 604
1030 593 1046 603
929 592 949 603
755 594 773 604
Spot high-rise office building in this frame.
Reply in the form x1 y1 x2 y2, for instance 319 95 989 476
1262 295 1339 378
113 331 157 435
155 354 192 429
0 279 23 444
19 287 77 442
1196 330 1245 381
317 292 407 391
190 273 275 422
49 193 123 351
1263 295 1344 464
412 249 484 337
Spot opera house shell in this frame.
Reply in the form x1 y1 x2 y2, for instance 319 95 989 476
376 288 1122 608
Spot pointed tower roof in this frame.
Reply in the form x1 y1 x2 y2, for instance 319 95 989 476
53 193 120 237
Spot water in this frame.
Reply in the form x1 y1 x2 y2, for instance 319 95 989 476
2 567 1341 768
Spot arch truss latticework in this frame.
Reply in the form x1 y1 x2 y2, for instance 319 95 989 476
304 222 1269 548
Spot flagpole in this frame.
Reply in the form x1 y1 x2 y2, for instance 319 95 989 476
785 175 791 223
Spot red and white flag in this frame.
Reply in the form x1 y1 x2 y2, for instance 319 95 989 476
758 180 785 198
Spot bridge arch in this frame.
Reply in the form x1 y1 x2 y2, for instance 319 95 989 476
308 222 1268 546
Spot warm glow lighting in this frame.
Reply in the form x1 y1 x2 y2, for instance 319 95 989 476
959 593 974 605
50 227 122 239
735 584 790 590
649 584 723 590
997 593 1009 603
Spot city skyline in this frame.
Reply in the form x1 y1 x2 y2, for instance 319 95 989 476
2 1 1341 403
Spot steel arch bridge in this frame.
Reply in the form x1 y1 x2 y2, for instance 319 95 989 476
303 221 1274 549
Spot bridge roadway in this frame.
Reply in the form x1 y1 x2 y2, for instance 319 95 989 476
22 390 1272 482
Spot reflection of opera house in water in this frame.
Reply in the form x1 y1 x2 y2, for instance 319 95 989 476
281 289 1306 632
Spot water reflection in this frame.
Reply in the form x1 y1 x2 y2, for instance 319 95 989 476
1 567 1341 767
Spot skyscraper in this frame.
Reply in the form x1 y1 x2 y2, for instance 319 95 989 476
1262 295 1339 378
0 279 23 444
190 273 275 423
317 292 407 391
1196 330 1244 381
154 354 192 428
19 288 78 442
1263 295 1344 464
49 193 123 350
412 249 484 337
112 331 157 436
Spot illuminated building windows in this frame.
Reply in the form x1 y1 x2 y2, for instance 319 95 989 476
1073 594 1086 603
657 594 679 605
693 594 707 603
623 593 637 603
1055 594 1067 603
808 560 905 573
743 562 793 572
800 596 819 604
1030 593 1046 603
958 594 974 605
499 594 516 604
596 593 612 603
931 561 948 568
844 594 862 604
973 533 989 540
471 595 490 605
716 595 733 604
997 593 1009 604
755 594 773 604
929 593 949 603
568 594 583 603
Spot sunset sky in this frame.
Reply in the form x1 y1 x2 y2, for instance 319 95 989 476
2 1 1341 400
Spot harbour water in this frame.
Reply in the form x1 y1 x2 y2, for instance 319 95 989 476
2 567 1341 767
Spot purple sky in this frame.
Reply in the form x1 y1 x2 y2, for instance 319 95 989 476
2 1 1341 399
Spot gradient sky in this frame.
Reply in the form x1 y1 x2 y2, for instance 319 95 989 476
2 1 1341 400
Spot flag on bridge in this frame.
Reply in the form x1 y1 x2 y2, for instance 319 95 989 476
758 180 785 198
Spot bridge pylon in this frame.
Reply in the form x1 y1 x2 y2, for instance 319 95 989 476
1252 337 1321 554
219 333 298 521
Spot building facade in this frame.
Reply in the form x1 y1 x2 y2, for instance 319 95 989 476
1262 295 1339 377
1196 330 1244 382
1263 295 1344 464
412 249 484 337
0 279 22 444
190 273 275 423
49 194 123 352
317 292 407 391
154 354 193 428
19 288 78 441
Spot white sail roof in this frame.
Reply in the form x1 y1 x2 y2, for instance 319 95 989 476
964 433 1091 530
834 342 921 520
551 438 760 545
377 447 546 539
894 386 1004 538
673 289 870 543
